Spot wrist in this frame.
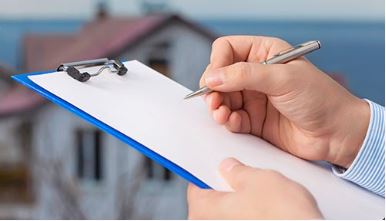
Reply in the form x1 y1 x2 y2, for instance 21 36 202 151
329 98 370 168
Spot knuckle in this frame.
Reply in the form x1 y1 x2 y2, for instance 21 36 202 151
266 36 292 49
212 36 227 49
263 37 292 55
270 37 290 46
210 37 227 62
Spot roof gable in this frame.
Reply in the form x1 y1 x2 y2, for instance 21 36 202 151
24 14 215 72
0 14 216 118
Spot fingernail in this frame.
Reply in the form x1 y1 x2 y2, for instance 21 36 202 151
220 158 241 172
205 69 224 87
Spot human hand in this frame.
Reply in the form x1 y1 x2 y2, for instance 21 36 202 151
201 36 370 168
187 158 323 219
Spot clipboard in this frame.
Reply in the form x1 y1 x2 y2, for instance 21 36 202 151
12 59 384 219
12 59 209 189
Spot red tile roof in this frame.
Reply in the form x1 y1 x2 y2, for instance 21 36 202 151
24 14 215 72
24 34 76 72
0 85 46 118
1 14 215 118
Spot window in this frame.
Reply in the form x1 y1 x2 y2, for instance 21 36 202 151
147 42 171 76
76 129 103 182
144 157 172 181
0 120 33 204
148 58 170 76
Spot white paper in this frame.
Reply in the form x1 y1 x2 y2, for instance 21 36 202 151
29 60 384 219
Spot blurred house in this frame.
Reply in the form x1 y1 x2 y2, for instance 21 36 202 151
0 63 14 91
0 13 214 219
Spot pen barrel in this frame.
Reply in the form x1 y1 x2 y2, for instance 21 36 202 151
264 40 321 65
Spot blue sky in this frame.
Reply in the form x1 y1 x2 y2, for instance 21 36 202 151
0 0 384 21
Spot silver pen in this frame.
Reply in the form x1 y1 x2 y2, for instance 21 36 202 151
184 40 321 99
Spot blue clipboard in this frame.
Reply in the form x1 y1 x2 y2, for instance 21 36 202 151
12 70 210 189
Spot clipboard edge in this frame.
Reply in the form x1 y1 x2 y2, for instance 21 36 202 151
12 70 211 189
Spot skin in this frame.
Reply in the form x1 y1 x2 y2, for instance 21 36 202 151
187 158 323 219
187 36 370 219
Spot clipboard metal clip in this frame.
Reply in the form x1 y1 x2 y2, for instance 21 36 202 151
57 58 128 82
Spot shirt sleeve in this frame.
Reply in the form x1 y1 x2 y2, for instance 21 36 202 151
332 99 385 197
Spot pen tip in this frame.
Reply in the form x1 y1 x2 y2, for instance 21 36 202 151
184 91 199 100
184 94 193 100
184 86 211 100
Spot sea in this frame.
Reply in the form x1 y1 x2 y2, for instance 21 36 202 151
0 19 384 104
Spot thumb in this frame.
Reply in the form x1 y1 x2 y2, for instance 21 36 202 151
219 158 257 191
204 62 294 95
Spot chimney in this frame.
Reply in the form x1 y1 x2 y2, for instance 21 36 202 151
96 0 109 20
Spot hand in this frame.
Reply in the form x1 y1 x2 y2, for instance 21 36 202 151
187 158 323 219
201 36 370 168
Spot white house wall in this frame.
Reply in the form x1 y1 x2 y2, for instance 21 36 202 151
119 20 213 91
0 117 26 163
31 105 129 219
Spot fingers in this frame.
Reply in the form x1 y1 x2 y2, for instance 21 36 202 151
210 37 236 68
187 183 214 203
205 92 255 134
219 158 258 191
200 36 295 136
210 36 254 68
207 92 223 110
211 105 252 134
201 36 290 88
187 184 225 219
247 36 292 61
210 36 291 67
225 110 251 133
212 105 231 124
225 111 243 132
207 91 242 110
219 158 291 192
205 62 295 96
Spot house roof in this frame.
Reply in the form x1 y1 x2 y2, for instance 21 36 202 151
0 14 216 119
0 85 46 118
24 34 77 72
24 14 215 72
